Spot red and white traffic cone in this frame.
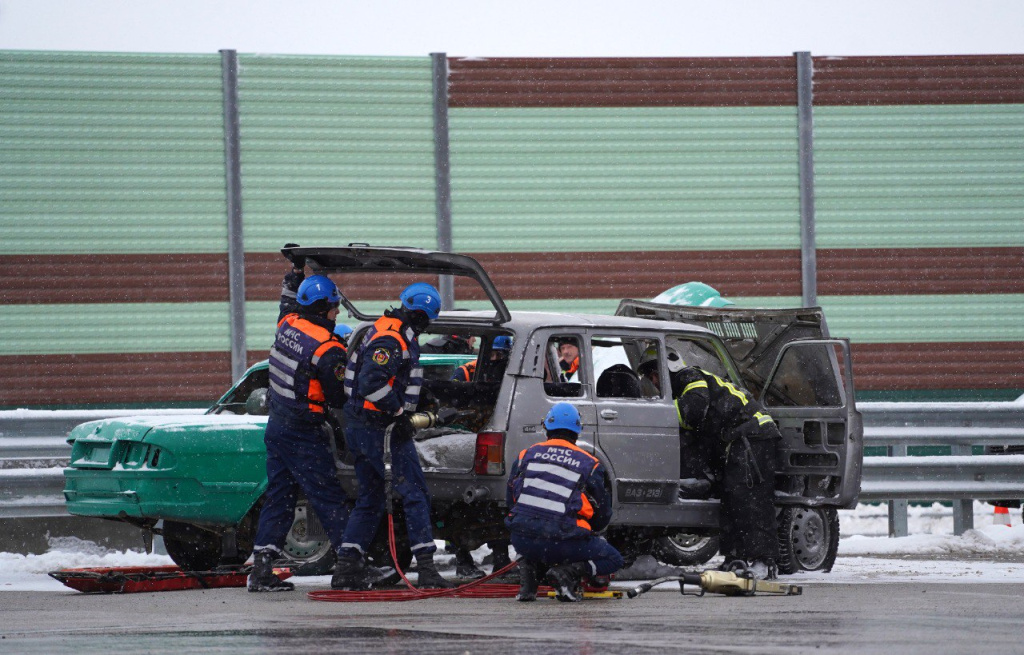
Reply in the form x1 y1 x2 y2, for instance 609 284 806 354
993 505 1012 526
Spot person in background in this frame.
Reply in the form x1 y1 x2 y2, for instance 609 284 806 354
506 403 623 602
333 323 353 347
248 246 351 592
557 340 580 383
331 282 456 590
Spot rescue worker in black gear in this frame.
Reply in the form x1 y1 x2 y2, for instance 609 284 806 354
332 282 456 590
248 249 352 592
657 352 781 580
506 403 623 602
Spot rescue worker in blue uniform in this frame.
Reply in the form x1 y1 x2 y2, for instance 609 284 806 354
248 251 352 592
668 361 782 580
332 282 456 590
506 403 624 602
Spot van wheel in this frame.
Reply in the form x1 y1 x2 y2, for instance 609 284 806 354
163 521 222 571
777 506 839 573
652 532 720 567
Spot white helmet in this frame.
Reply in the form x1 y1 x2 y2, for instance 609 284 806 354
638 346 686 374
665 346 686 373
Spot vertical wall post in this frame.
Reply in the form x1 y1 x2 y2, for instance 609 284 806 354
951 444 975 535
431 52 455 309
796 51 818 307
220 49 247 382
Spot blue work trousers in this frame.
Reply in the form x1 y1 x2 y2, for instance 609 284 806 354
510 531 624 577
337 413 437 560
253 417 350 553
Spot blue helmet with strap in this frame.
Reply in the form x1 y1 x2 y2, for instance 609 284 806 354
492 335 512 351
400 282 441 320
297 275 341 306
544 402 582 435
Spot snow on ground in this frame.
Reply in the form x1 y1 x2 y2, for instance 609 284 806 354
3 502 1022 592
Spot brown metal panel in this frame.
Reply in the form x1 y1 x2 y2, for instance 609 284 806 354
852 342 1024 390
0 352 230 406
244 250 801 302
449 57 797 107
813 55 1024 105
0 254 228 304
819 247 1024 295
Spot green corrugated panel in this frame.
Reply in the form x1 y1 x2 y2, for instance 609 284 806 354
0 303 229 355
815 105 1024 248
237 55 437 251
0 51 228 254
448 107 801 252
819 294 1024 343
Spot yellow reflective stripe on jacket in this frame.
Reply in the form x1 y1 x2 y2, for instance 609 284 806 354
754 411 774 425
707 371 749 405
674 399 693 430
682 380 708 394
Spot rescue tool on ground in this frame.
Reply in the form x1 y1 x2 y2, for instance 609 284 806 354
627 564 803 598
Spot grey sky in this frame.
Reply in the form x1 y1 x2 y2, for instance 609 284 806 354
1 0 1022 58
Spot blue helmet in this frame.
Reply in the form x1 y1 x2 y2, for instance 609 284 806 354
544 402 582 435
333 323 353 339
297 275 341 306
400 282 441 320
492 335 512 351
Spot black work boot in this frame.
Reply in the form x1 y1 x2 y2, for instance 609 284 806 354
546 562 589 602
491 548 519 582
331 556 381 590
247 549 294 592
415 553 457 589
515 560 539 602
454 548 485 580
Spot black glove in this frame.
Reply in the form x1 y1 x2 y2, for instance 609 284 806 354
281 243 305 270
391 414 415 443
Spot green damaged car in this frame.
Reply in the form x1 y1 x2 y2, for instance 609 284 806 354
63 353 474 574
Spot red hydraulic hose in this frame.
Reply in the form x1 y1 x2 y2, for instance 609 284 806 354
308 515 529 602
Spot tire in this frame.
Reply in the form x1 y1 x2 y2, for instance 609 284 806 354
163 521 222 571
777 506 839 574
652 532 720 567
278 498 337 576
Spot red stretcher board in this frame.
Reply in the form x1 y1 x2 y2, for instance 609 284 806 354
48 565 292 594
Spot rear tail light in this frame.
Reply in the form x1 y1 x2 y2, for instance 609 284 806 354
473 432 505 475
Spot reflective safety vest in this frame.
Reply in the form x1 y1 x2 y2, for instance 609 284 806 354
344 315 423 414
268 313 345 422
511 439 600 531
559 357 580 383
452 359 476 382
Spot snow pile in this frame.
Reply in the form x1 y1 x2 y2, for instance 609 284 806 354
0 536 171 575
840 524 1024 557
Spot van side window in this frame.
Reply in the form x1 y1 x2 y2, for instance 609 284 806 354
592 336 656 399
544 336 583 398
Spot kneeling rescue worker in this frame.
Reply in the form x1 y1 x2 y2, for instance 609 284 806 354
332 282 456 590
249 250 352 592
506 403 624 602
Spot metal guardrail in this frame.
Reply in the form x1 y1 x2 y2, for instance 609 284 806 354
0 410 205 519
860 401 1024 537
3 403 1024 534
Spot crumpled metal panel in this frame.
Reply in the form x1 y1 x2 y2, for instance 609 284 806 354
0 51 227 255
235 55 437 252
